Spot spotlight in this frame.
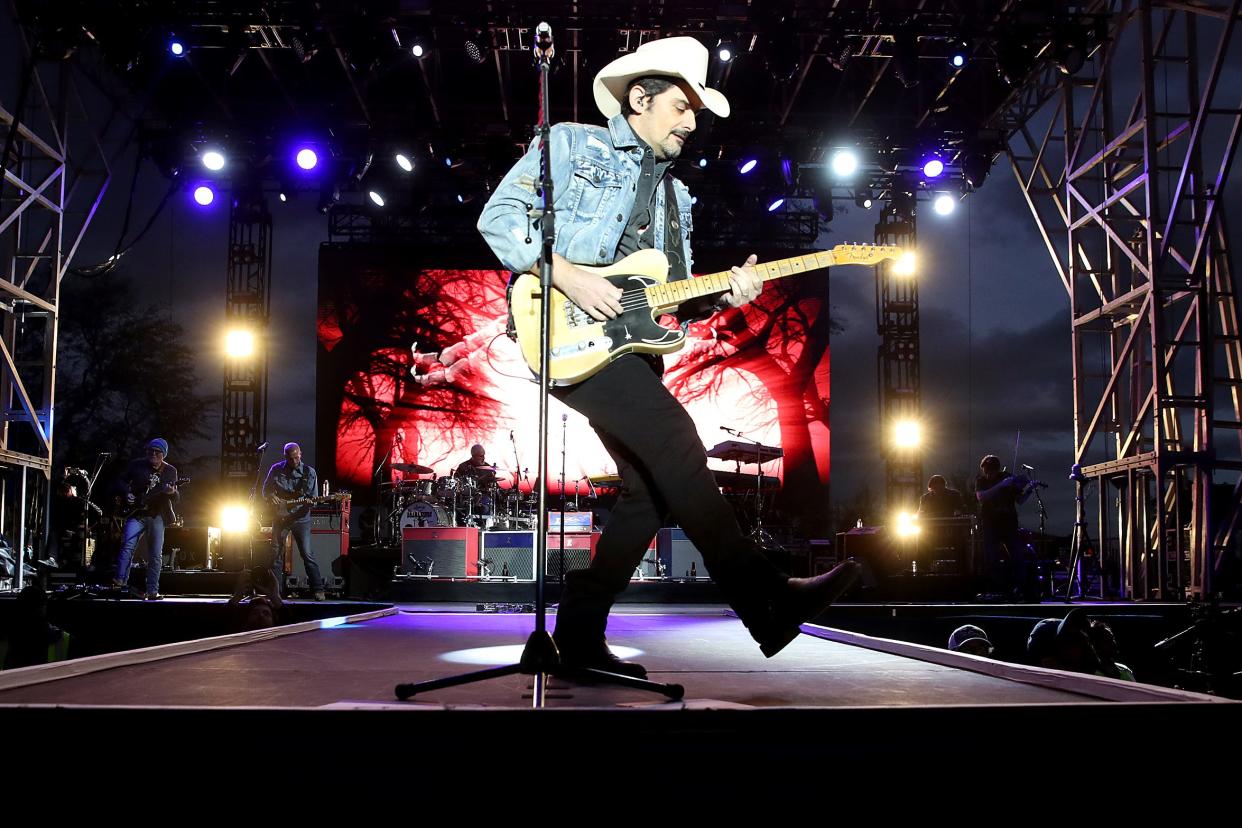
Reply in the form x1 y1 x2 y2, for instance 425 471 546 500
766 196 786 213
220 504 252 534
921 156 945 178
893 33 920 88
962 152 991 189
316 183 341 214
463 29 489 64
830 149 859 178
892 419 922 449
224 329 256 358
812 189 835 222
395 153 414 172
894 511 921 538
278 192 287 202
855 191 874 209
738 158 758 175
716 39 735 62
201 150 226 172
456 194 465 204
193 185 215 206
411 42 426 58
169 39 186 57
893 251 917 277
368 190 385 207
444 157 453 167
933 192 956 215
949 38 969 68
697 157 708 169
295 148 318 170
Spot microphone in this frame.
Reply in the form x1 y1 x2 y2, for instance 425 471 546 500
534 21 554 61
1069 463 1087 484
256 442 269 452
562 413 568 422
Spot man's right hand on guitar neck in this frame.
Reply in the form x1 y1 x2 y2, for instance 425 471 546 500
547 254 624 322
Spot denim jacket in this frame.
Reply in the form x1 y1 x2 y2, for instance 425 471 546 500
478 114 694 274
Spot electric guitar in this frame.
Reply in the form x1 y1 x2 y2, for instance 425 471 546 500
119 476 191 520
270 492 350 519
508 243 907 386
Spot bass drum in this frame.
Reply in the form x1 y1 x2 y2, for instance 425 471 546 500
400 499 452 530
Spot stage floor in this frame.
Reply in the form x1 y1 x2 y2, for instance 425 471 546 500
0 604 1218 709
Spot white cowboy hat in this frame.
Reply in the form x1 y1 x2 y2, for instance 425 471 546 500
593 36 730 119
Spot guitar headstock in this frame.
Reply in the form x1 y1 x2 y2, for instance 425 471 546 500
827 242 906 266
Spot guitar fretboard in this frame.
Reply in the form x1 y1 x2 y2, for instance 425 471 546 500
645 251 837 311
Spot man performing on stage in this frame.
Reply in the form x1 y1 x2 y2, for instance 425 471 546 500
454 443 498 483
264 442 325 601
478 35 858 678
111 438 180 600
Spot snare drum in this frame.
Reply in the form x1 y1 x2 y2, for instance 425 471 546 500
400 500 452 529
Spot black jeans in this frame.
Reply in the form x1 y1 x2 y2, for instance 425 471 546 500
551 355 786 646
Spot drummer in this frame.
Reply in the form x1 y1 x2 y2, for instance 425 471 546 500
454 444 499 484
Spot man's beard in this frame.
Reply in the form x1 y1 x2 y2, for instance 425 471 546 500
658 133 688 160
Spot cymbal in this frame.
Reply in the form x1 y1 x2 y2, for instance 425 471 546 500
392 462 434 474
589 474 623 486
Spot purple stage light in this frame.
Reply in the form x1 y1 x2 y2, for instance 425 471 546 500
193 185 215 206
922 157 945 178
295 148 318 170
739 158 758 175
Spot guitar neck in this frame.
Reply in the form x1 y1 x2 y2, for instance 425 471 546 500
645 250 836 311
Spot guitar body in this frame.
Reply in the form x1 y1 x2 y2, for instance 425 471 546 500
507 243 904 386
509 249 691 386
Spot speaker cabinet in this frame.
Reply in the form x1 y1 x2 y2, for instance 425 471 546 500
480 530 536 580
288 505 350 592
545 532 597 580
657 527 708 580
401 527 480 577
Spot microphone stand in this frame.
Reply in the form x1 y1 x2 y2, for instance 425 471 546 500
723 426 774 547
396 24 681 705
373 442 397 544
1062 464 1094 602
558 413 568 585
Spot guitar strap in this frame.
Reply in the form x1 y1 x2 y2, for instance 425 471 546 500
662 176 688 282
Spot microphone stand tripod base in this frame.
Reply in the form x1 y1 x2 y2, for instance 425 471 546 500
394 629 685 701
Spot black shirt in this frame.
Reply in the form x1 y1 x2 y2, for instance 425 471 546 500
975 473 1020 523
918 488 966 519
114 459 180 523
614 125 672 260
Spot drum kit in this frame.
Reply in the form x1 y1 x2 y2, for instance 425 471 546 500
384 462 540 536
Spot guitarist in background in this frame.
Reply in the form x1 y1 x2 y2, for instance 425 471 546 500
477 36 859 678
263 442 325 601
111 438 180 600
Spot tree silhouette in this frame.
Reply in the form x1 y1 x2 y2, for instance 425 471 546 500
55 270 214 470
666 272 838 535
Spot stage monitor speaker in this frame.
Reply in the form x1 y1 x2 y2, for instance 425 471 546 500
480 530 536 580
657 527 708 580
545 532 597 580
634 537 661 579
290 505 349 592
164 526 221 570
401 527 480 577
